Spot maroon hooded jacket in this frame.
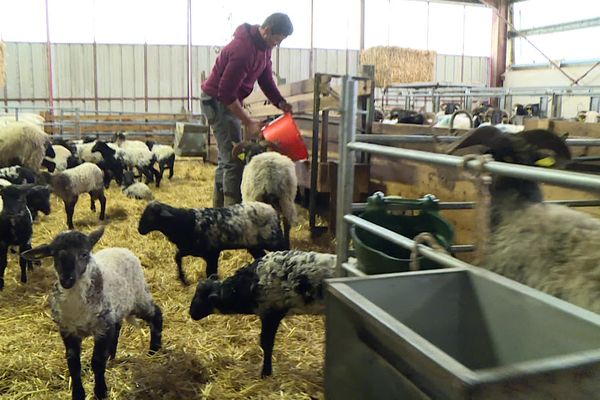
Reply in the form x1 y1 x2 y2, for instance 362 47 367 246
201 23 285 107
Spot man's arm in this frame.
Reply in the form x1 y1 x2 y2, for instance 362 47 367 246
218 52 262 138
257 59 292 113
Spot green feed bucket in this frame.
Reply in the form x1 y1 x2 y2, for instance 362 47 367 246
351 192 454 275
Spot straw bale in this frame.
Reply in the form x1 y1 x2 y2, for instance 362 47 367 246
360 46 436 88
0 160 333 399
0 41 5 88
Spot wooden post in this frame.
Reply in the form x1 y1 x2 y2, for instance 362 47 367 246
490 0 508 88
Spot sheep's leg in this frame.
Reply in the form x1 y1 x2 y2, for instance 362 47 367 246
159 162 166 182
248 248 266 260
205 251 220 278
64 197 78 230
109 322 122 360
89 192 96 212
136 303 163 355
151 166 161 188
167 155 175 179
259 309 287 378
175 250 189 285
61 332 85 400
19 242 32 283
142 166 154 185
91 325 115 400
0 246 7 290
98 190 106 221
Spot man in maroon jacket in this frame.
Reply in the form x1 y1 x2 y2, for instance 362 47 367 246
201 13 293 207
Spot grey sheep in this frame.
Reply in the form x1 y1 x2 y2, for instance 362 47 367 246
190 250 336 377
448 126 600 313
22 227 163 400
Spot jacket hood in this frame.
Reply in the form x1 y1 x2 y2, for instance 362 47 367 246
233 23 268 50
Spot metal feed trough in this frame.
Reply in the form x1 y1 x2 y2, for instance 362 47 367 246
325 268 600 400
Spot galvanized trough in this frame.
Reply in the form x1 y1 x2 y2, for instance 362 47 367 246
325 268 600 400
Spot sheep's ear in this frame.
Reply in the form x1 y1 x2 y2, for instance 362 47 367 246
231 142 246 161
88 226 105 248
21 244 53 261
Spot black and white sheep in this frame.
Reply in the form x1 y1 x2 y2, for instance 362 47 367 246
42 144 81 173
0 121 55 171
121 170 153 201
39 162 106 229
234 144 298 248
21 227 163 400
146 140 175 181
189 250 336 377
0 165 37 184
90 141 127 187
0 184 37 290
138 201 288 285
113 135 161 187
447 126 600 313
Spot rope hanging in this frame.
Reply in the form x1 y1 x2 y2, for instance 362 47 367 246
409 232 450 272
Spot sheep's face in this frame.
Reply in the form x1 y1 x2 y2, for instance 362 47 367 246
44 142 56 158
122 171 136 188
0 184 33 215
27 186 51 215
21 227 104 289
138 202 166 234
190 275 221 320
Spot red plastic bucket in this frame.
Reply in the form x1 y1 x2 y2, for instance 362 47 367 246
261 113 308 161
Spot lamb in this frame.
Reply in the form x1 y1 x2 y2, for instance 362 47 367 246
42 144 80 172
138 201 288 285
0 165 37 184
447 126 600 313
121 171 153 201
146 140 175 181
21 227 163 400
90 141 127 187
0 184 36 290
189 250 336 377
113 134 161 187
234 142 298 248
0 121 55 171
0 180 51 221
39 162 106 229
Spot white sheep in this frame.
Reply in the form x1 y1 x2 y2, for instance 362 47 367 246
121 171 153 201
0 113 45 128
146 140 175 180
190 250 336 377
43 144 74 172
240 150 298 248
0 121 53 171
448 126 600 313
22 227 163 400
39 162 106 229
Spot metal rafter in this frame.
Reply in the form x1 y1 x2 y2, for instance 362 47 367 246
508 17 600 38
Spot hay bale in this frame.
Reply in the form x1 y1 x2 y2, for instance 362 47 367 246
0 41 5 88
360 46 436 88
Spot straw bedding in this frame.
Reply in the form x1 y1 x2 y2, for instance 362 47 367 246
0 160 334 399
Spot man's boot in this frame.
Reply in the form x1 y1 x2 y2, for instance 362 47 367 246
213 182 224 208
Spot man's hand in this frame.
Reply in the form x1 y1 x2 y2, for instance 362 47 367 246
278 100 293 114
243 118 263 140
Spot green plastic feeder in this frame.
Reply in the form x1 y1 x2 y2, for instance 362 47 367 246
351 192 454 274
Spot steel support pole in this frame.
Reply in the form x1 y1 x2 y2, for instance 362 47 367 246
309 75 321 235
335 77 358 277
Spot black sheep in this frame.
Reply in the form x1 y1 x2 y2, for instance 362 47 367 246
0 165 37 184
0 184 37 289
138 201 287 285
91 141 126 187
190 250 336 377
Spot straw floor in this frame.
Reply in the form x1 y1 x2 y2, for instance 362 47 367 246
0 160 335 399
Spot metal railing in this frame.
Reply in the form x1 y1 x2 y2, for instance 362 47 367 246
336 76 600 277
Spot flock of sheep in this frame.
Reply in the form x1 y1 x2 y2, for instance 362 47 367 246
4 111 600 399
0 116 336 399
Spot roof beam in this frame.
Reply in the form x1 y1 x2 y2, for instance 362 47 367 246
508 17 600 38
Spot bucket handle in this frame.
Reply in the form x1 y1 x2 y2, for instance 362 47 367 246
367 192 440 213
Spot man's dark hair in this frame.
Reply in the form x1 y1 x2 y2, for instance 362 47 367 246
262 13 293 36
